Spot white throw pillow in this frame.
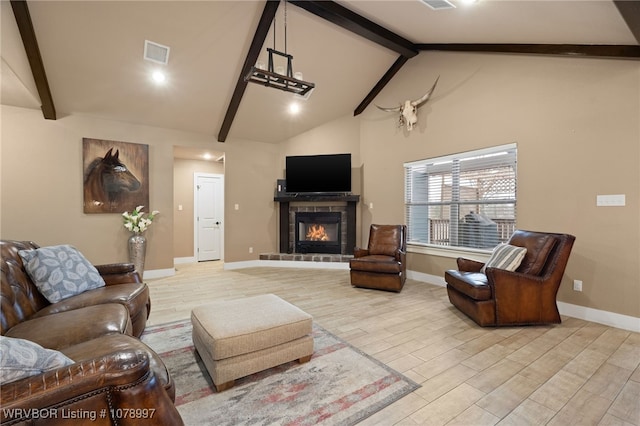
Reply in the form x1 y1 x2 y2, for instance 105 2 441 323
18 244 106 303
0 336 74 383
481 243 527 273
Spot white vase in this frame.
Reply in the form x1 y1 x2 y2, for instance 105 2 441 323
128 233 147 278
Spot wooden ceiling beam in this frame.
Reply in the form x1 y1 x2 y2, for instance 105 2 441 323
289 1 418 58
10 0 56 120
354 55 409 117
286 1 419 117
417 43 640 59
222 1 639 138
614 0 640 45
217 0 280 142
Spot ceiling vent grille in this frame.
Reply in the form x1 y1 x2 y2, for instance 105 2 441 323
420 0 456 10
143 40 170 65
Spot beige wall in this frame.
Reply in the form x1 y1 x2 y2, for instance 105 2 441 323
222 139 280 261
2 50 638 320
278 115 364 245
1 106 280 268
358 51 639 318
173 158 224 259
1 107 177 270
282 51 639 319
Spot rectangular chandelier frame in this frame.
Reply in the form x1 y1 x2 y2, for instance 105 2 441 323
245 48 315 96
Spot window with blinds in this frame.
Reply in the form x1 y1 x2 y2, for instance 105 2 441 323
404 143 517 250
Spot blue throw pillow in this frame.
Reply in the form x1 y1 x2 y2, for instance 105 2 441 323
0 336 74 383
18 244 106 303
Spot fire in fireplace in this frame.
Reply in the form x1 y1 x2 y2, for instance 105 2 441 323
295 212 341 254
306 224 330 241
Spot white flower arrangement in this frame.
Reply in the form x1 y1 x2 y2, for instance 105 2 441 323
122 206 159 234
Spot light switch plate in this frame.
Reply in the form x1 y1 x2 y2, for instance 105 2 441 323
596 194 625 207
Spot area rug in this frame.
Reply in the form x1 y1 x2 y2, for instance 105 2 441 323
141 319 419 426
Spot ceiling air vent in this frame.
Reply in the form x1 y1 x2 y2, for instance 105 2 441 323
143 40 170 65
420 0 456 10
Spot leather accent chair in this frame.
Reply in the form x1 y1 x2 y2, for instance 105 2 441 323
445 230 576 326
350 224 407 292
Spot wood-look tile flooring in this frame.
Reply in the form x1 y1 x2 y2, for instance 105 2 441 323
146 262 640 426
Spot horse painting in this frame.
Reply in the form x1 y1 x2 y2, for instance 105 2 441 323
83 144 147 213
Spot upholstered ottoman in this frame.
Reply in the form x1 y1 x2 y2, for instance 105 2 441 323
191 294 314 392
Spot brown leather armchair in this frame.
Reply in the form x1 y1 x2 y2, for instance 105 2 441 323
350 224 407 292
445 230 575 326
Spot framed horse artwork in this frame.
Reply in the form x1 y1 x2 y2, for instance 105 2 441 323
83 138 149 214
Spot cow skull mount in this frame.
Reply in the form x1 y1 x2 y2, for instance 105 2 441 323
376 76 440 131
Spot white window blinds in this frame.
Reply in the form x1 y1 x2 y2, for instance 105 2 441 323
404 143 517 250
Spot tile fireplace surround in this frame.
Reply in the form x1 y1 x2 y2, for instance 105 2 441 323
273 194 360 259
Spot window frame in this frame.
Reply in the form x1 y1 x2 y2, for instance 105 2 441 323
404 143 518 257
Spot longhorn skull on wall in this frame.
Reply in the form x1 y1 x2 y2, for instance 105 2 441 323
376 76 440 131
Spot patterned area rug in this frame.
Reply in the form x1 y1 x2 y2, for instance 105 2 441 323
141 319 419 426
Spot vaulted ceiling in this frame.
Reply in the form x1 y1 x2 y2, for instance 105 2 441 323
2 1 638 146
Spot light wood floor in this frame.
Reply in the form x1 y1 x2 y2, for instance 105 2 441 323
146 261 640 426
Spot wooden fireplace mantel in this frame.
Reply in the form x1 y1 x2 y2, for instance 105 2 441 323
274 194 360 254
274 194 360 203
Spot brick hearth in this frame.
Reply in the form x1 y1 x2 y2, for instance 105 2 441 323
259 253 353 263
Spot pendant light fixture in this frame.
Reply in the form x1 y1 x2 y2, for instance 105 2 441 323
244 0 315 97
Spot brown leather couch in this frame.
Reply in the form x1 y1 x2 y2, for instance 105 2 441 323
445 230 575 327
0 240 183 425
350 224 407 292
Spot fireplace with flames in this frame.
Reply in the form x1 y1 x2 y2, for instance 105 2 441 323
295 212 342 254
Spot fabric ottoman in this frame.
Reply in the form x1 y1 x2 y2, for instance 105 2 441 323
191 294 314 392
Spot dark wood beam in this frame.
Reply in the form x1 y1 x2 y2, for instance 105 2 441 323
289 1 418 58
10 0 56 119
217 1 279 142
416 43 640 59
354 55 409 116
615 0 640 45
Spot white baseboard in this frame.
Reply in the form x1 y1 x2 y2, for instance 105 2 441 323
408 270 447 287
211 262 640 333
556 302 640 333
142 268 175 279
174 257 196 264
408 270 640 333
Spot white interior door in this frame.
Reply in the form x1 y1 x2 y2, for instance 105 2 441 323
195 174 223 261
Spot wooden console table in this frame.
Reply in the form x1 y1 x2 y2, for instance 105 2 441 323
274 194 360 255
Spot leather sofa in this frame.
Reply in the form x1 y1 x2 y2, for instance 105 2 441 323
0 240 183 425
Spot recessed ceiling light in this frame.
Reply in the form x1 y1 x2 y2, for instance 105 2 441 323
151 70 166 84
288 102 301 115
203 153 212 160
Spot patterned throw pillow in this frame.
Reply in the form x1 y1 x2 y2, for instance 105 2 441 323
481 243 527 273
18 245 106 303
0 336 74 383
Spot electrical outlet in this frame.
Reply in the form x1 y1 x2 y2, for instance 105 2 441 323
249 247 253 254
573 280 583 292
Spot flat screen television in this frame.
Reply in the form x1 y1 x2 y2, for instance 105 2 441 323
285 154 351 194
